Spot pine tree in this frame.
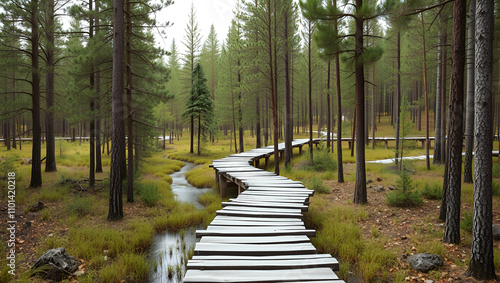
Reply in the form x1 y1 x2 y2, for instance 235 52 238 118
183 63 213 155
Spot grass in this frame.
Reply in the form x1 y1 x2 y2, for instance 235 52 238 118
420 183 443 200
185 165 216 188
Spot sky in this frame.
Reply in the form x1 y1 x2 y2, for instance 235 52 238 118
155 0 238 57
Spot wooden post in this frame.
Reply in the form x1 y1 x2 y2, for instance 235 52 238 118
219 175 228 198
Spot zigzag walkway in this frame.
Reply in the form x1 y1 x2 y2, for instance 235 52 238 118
183 139 344 283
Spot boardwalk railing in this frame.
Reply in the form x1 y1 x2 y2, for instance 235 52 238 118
183 138 344 283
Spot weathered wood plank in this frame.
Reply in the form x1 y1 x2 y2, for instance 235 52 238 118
210 220 305 227
199 235 310 244
192 254 332 261
183 268 339 283
222 201 308 211
196 228 315 237
213 216 303 222
187 257 339 271
220 205 302 214
193 242 317 256
215 210 303 218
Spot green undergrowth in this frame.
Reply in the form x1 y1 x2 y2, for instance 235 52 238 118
185 165 216 188
305 198 396 282
168 150 228 165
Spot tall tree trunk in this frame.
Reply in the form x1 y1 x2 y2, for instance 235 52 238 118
108 0 125 221
421 14 430 171
198 114 201 155
238 61 244 153
89 0 95 188
463 0 476 183
444 0 466 245
466 0 496 278
45 0 57 172
268 0 279 174
395 31 401 166
326 60 331 150
353 1 366 204
307 20 313 162
125 0 133 202
371 65 375 150
334 0 344 182
29 0 42 188
440 29 448 162
434 30 443 164
95 0 102 173
284 7 292 167
256 95 261 148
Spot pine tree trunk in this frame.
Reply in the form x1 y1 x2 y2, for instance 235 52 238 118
463 0 476 183
284 7 292 167
89 0 95 188
353 1 366 204
444 0 466 245
395 31 401 166
307 20 313 162
29 0 42 188
95 0 102 173
421 14 430 171
440 29 448 162
108 0 124 221
335 44 344 183
466 0 496 278
326 60 331 150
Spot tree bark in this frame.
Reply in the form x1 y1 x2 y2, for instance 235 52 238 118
421 14 430 171
353 0 366 204
307 20 313 162
89 0 95 188
326 60 331 150
463 0 476 183
29 0 42 188
95 0 102 173
335 47 343 183
395 31 401 166
466 0 496 278
444 0 466 245
108 0 124 221
125 0 134 202
284 6 292 168
45 0 56 172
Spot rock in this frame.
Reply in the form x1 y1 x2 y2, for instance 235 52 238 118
23 221 32 228
73 270 84 277
388 185 396 191
493 225 500 240
28 201 45 212
425 280 434 283
31 247 79 281
407 253 443 273
376 177 383 182
367 179 373 184
373 185 385 192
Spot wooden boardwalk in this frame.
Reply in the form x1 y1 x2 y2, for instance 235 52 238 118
183 139 344 283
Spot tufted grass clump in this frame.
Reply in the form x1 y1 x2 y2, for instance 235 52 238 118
307 177 330 194
358 241 396 282
66 196 95 217
386 164 423 207
185 165 215 188
421 183 442 200
460 210 473 232
136 181 161 207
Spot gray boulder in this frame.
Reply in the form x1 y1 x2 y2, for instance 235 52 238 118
31 247 79 281
408 253 443 273
373 185 385 192
28 201 45 212
493 225 500 240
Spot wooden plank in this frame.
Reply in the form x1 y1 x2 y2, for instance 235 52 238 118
222 201 308 211
192 254 332 261
196 228 315 237
213 216 303 223
183 268 339 283
246 187 313 195
232 196 309 203
187 257 339 271
199 235 310 244
240 191 311 198
245 183 305 188
210 220 305 227
206 226 306 232
220 205 302 214
215 210 303 218
193 242 317 256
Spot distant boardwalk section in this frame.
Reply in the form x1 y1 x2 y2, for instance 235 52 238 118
183 139 344 283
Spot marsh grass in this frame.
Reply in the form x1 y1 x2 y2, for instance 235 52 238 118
185 165 216 188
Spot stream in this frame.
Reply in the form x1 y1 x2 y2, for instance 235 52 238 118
149 161 212 283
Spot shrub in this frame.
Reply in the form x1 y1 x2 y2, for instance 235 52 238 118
66 196 94 217
493 181 500 197
308 177 330 194
311 148 337 172
0 154 18 178
421 183 442 200
386 163 422 207
136 182 161 207
460 210 473 232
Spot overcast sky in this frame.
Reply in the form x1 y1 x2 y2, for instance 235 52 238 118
155 0 238 58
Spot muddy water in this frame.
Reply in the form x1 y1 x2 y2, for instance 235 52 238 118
149 161 211 282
